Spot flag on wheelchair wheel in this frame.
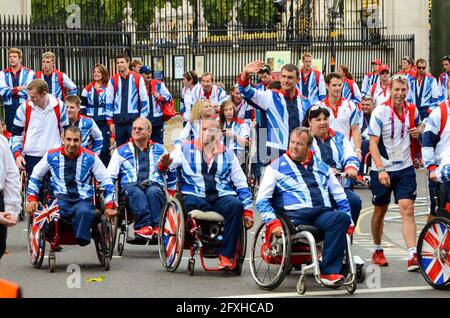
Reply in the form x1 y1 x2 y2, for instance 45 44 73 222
30 199 60 263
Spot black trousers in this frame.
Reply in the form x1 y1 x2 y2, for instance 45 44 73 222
0 192 6 259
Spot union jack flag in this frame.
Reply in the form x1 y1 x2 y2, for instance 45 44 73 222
420 222 450 285
30 199 60 263
163 203 181 266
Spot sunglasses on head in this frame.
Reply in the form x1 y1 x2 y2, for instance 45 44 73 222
391 74 409 81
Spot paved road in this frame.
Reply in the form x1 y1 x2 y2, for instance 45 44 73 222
1 169 448 298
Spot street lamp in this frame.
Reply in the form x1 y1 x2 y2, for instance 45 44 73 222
326 0 342 72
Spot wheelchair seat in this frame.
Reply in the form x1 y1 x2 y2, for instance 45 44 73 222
292 224 324 243
188 210 224 222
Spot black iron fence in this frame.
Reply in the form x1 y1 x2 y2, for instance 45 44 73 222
0 8 414 112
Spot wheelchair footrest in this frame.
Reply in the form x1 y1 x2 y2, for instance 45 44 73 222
126 237 158 245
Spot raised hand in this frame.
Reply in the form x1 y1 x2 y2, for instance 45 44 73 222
244 60 266 74
159 153 172 169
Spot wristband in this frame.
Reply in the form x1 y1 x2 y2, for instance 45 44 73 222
378 168 386 173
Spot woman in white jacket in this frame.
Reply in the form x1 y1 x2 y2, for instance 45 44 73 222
0 134 20 259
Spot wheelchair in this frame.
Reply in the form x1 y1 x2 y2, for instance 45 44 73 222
249 215 363 295
113 183 163 256
417 183 450 290
26 182 113 272
158 192 247 275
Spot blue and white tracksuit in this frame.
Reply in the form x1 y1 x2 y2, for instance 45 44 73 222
234 99 254 129
312 129 362 223
295 69 327 105
146 79 172 144
222 118 250 164
107 141 176 229
256 152 352 274
438 72 449 102
0 66 35 132
238 77 311 152
253 84 270 176
27 147 115 246
407 74 440 121
81 82 110 164
422 101 450 215
34 69 77 100
342 79 362 105
71 115 103 155
169 141 253 258
185 85 228 115
105 72 150 146
361 72 380 96
180 83 201 122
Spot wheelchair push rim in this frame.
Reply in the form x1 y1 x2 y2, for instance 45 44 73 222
159 198 185 272
417 217 450 290
94 213 113 271
250 219 291 290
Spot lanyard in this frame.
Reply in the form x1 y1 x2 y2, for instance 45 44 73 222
390 103 408 139
381 82 390 97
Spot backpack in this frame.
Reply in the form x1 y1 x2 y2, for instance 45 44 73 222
149 79 175 121
36 70 66 100
408 104 422 161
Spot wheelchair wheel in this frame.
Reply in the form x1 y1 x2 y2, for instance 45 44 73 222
94 214 112 271
158 197 185 272
250 219 292 290
296 275 306 295
417 217 450 290
49 252 56 273
346 281 357 294
27 216 46 268
231 223 247 276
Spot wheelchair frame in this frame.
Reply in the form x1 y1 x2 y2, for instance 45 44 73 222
158 192 247 275
249 217 358 295
26 182 113 272
113 183 162 257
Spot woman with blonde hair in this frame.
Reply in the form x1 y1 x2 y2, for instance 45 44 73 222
175 100 216 145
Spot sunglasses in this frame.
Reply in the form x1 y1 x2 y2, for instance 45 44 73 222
361 95 374 101
443 55 450 61
417 66 426 70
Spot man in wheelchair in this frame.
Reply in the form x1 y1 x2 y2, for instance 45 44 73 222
162 118 254 269
26 125 116 246
107 117 175 240
256 127 353 285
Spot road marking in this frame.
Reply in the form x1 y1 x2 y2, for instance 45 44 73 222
112 256 122 259
354 207 373 234
218 285 434 298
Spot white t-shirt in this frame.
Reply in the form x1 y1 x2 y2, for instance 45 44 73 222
319 97 361 140
368 100 419 172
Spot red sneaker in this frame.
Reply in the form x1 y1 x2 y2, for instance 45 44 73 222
320 274 345 285
407 253 419 272
135 226 153 239
372 250 389 266
218 255 233 269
